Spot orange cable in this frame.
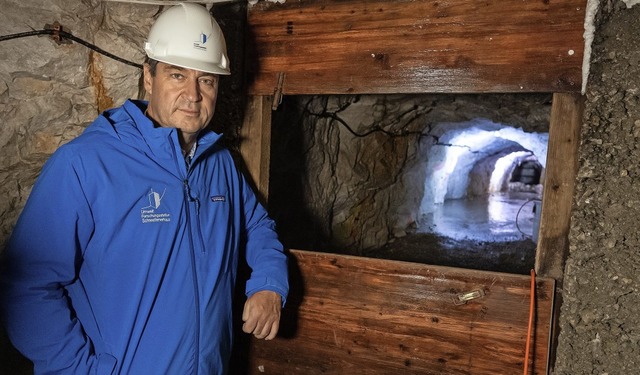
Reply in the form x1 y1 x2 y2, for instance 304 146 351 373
523 269 536 375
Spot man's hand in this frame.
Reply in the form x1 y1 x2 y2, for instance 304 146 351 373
242 290 282 340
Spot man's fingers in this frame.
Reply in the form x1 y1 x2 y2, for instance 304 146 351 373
252 319 278 340
265 321 279 340
243 315 279 340
242 319 255 334
242 304 250 323
241 303 253 333
253 325 268 339
247 316 271 338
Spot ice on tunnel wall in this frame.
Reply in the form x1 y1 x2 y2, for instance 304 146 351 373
419 118 548 216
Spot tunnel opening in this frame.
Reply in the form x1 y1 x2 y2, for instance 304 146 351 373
418 119 546 243
268 94 550 274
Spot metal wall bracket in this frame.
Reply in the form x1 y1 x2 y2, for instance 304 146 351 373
453 289 486 305
272 72 285 110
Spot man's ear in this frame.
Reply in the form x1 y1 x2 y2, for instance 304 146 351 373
143 63 153 95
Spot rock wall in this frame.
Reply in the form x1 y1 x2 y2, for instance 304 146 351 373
0 0 151 247
554 2 640 374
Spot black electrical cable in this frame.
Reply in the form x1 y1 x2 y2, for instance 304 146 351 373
515 198 542 238
303 96 438 140
0 29 142 69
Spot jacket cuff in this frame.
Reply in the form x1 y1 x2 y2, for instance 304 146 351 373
245 277 288 307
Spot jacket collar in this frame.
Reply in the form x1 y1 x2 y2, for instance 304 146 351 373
118 99 223 162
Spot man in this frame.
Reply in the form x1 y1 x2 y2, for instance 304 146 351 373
0 3 288 374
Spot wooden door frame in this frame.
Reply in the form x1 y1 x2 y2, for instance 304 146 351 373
238 3 587 371
238 92 584 374
536 92 584 282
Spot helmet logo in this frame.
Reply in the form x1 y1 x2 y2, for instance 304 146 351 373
193 32 211 51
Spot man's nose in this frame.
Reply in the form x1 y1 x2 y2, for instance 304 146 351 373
184 78 202 102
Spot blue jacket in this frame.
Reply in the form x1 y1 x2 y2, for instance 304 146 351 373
1 100 289 374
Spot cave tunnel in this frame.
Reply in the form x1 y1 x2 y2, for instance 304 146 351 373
419 119 548 244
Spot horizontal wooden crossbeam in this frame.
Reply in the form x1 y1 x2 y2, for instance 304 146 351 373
246 0 587 95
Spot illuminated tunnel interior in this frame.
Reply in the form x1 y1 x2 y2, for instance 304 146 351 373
418 118 548 243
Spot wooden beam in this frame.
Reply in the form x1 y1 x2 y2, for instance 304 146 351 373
534 92 583 374
239 95 273 202
246 0 587 95
236 250 555 375
535 92 584 281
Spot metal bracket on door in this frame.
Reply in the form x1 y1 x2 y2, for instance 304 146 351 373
453 289 486 305
272 72 285 110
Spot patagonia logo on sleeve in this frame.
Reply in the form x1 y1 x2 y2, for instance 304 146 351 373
210 195 226 203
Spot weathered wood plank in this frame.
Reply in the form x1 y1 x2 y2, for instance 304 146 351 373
534 92 583 373
535 92 583 281
238 95 273 202
246 0 586 95
236 250 554 374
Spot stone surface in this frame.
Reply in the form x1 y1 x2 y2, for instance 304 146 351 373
554 3 640 374
0 0 150 244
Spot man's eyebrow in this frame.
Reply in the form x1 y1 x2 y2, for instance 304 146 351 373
165 64 186 71
164 64 217 78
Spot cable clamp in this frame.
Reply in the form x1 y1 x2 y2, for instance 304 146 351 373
44 22 71 45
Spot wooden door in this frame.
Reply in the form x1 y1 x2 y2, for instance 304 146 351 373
232 250 554 374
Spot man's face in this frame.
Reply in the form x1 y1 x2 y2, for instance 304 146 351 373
143 62 219 139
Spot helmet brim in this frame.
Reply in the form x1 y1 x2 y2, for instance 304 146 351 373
149 55 231 76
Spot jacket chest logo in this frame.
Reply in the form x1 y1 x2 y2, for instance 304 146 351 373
210 195 225 202
140 188 171 224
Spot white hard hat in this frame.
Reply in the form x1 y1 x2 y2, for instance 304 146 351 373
144 3 230 75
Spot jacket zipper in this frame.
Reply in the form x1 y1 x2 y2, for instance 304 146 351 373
170 136 201 374
183 179 201 375
184 180 207 253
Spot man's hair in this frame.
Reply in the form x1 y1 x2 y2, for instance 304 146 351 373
145 57 160 76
